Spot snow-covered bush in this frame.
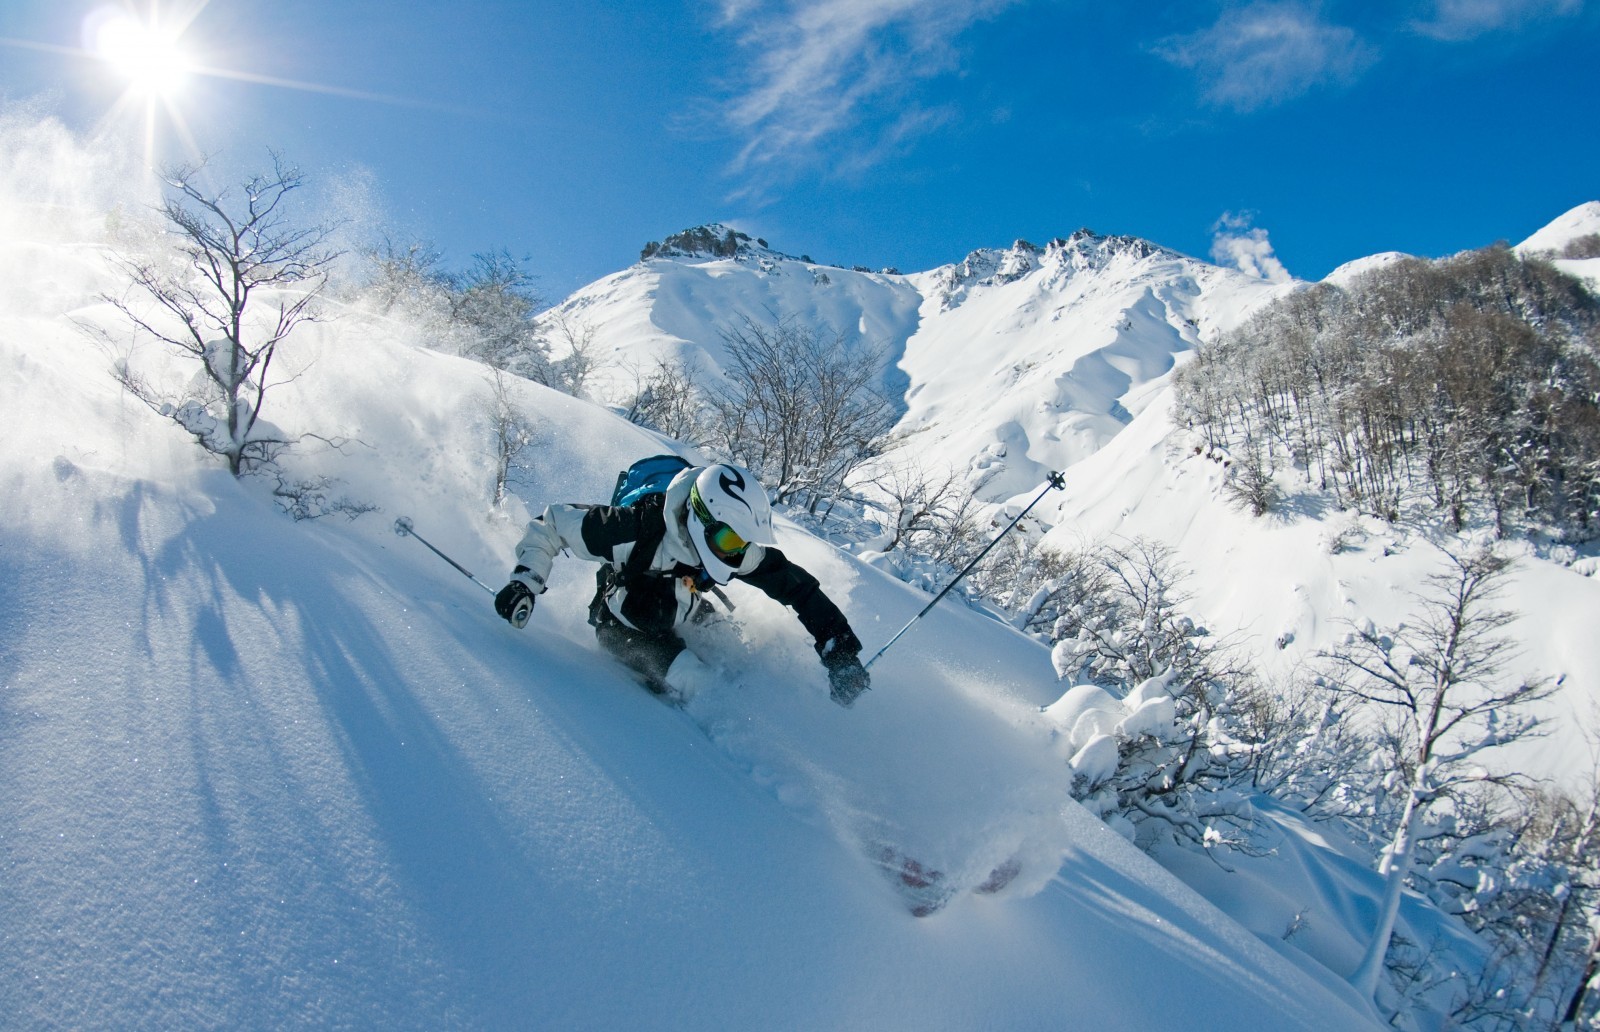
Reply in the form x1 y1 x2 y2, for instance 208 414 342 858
353 241 591 390
1046 539 1240 702
620 355 709 443
1037 539 1259 854
1226 674 1373 821
1031 537 1594 1029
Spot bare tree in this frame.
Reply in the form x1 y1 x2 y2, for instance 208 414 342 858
705 317 895 508
858 460 970 553
1224 438 1277 517
623 356 706 441
104 152 339 476
1318 545 1555 1001
538 312 603 397
1562 233 1600 260
446 249 548 377
485 368 539 510
358 237 450 319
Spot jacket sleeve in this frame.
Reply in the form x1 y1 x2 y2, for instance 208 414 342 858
512 502 652 586
739 548 862 659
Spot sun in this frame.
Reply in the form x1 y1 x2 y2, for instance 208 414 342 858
88 7 193 99
2 1 458 171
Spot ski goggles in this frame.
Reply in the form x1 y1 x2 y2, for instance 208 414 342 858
689 483 749 562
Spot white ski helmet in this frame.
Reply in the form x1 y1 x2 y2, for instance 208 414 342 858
686 463 773 583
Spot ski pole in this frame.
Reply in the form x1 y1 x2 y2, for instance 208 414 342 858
863 471 1065 670
393 516 532 627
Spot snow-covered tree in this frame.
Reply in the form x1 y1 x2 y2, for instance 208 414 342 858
1227 674 1372 821
537 312 602 398
356 237 453 327
1175 245 1600 537
356 241 576 391
1318 545 1554 1002
104 152 338 476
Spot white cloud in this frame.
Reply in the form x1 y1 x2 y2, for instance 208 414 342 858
1411 0 1583 41
715 0 1020 178
1210 212 1294 283
1154 2 1376 112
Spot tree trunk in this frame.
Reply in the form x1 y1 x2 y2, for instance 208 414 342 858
1561 938 1596 1028
1351 784 1422 999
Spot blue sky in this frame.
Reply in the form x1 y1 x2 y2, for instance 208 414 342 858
3 0 1597 295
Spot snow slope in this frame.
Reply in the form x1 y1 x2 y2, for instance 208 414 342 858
897 233 1288 500
0 122 1382 1029
1516 199 1600 255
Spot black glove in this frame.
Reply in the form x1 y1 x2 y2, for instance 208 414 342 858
494 580 536 627
823 651 870 708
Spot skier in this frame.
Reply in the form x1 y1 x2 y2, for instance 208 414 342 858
493 461 872 707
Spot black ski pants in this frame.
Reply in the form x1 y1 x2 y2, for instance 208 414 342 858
593 615 685 693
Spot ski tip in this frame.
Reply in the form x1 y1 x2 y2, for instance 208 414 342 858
871 845 955 917
868 844 1025 916
974 856 1023 895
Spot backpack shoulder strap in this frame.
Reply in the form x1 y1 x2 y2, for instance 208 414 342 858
616 493 669 588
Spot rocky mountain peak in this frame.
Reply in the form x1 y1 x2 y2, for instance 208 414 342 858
640 224 782 262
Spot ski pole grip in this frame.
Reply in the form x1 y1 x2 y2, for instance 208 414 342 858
510 595 533 629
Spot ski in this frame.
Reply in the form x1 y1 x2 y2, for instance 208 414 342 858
870 845 1024 917
975 855 1023 895
873 845 955 917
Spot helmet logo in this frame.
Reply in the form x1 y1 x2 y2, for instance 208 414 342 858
718 467 750 512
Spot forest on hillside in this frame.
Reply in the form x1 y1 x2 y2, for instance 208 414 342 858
1175 245 1600 539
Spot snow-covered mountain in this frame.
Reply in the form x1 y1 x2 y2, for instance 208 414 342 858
1519 199 1600 293
896 231 1294 500
1517 199 1600 255
542 222 1289 502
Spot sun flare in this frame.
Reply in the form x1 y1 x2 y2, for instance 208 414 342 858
90 9 192 98
0 1 453 172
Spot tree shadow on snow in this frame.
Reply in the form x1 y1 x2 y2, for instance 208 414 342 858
111 480 595 1026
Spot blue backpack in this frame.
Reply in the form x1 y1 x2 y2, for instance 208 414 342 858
593 454 723 623
611 454 692 507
